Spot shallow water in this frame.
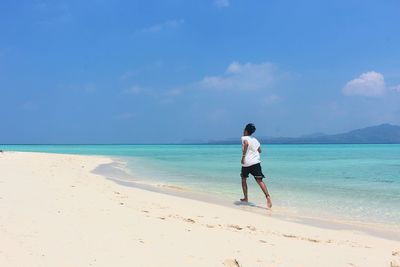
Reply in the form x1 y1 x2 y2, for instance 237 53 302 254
2 144 400 227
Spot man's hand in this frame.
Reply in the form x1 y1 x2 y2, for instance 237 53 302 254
241 156 245 165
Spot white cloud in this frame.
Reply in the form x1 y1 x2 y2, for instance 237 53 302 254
226 61 241 73
201 61 276 90
138 19 184 33
214 0 230 8
342 71 385 97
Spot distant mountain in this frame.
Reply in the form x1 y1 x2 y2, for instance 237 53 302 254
208 124 400 144
299 132 327 138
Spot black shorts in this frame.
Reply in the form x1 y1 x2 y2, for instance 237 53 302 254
241 163 265 179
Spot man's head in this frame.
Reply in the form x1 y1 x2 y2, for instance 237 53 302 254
244 123 256 136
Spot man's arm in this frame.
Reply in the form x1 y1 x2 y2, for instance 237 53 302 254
257 146 262 153
241 140 249 164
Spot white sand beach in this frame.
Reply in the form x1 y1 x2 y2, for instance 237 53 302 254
0 151 399 267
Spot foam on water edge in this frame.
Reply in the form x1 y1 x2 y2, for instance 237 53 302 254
93 156 400 242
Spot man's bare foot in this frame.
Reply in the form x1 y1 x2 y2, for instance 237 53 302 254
240 198 248 202
266 196 272 209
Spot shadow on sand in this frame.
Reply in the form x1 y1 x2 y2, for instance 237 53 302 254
233 200 266 211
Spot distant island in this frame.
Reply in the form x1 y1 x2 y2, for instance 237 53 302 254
207 124 400 144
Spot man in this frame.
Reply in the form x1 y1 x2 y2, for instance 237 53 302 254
240 123 272 209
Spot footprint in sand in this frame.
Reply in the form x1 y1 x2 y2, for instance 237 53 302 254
247 225 256 231
184 218 196 223
282 234 321 243
259 239 274 246
228 224 243 230
283 234 297 239
392 251 400 267
223 259 241 267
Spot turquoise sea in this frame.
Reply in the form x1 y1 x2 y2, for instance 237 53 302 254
2 144 400 227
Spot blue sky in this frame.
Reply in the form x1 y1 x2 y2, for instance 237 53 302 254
1 0 400 143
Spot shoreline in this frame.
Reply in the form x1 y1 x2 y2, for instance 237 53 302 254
1 151 399 266
2 144 399 228
95 158 400 242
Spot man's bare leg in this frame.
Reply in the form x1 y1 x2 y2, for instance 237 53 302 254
240 176 248 202
255 178 272 208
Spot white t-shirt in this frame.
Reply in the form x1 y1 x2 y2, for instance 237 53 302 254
241 136 261 167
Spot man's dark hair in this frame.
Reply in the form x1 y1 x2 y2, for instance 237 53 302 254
245 123 256 135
